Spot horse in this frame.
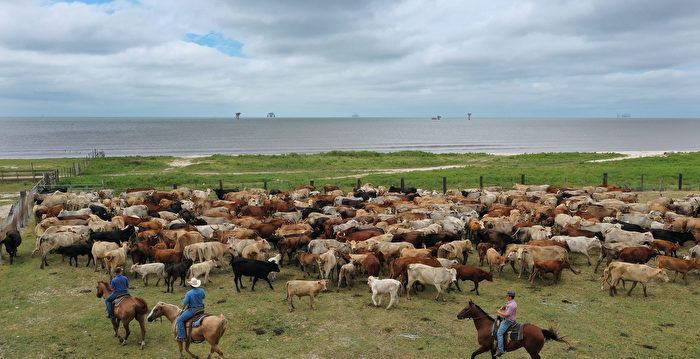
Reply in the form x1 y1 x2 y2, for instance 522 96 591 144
95 281 148 349
147 301 227 359
456 299 568 359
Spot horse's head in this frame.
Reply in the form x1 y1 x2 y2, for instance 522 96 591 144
147 302 165 322
457 299 477 320
95 281 108 298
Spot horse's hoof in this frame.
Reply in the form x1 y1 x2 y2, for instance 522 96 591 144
140 342 145 350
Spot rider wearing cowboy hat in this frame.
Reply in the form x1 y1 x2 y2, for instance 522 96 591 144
105 267 130 318
495 289 518 357
176 277 206 341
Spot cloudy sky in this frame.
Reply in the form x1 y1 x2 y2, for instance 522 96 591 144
1 0 699 118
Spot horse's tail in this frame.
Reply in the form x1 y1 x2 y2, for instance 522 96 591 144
134 297 149 316
215 315 227 344
542 328 569 346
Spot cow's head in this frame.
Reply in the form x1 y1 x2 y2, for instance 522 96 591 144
656 269 670 283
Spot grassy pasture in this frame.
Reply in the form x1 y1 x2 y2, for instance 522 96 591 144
0 225 699 359
1 151 700 358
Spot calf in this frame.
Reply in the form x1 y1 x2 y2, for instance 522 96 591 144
55 243 93 267
649 240 680 257
486 248 507 276
601 261 670 297
650 229 696 246
1 229 22 265
285 279 329 312
367 276 402 309
406 263 457 301
337 263 357 289
618 246 658 264
656 255 700 284
164 259 193 293
318 249 338 280
230 257 281 292
130 263 166 286
268 253 282 281
186 259 219 286
389 257 442 285
296 251 322 277
477 242 497 266
451 265 492 295
529 258 579 284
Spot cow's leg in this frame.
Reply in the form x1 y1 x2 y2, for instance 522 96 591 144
263 277 274 290
627 281 638 296
586 253 592 266
251 277 258 291
672 271 678 282
642 283 648 297
371 291 378 306
234 275 241 292
472 281 480 295
310 295 316 310
682 271 688 285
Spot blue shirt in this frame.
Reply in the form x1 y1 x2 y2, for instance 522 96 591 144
110 274 130 292
184 287 206 308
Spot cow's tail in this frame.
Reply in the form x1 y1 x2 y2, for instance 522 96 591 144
285 281 291 300
542 328 569 346
600 266 611 290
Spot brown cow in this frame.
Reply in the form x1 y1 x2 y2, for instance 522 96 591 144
149 248 182 264
363 252 383 277
528 240 570 251
657 256 700 284
649 240 681 257
240 205 266 218
285 279 328 312
451 265 493 295
529 258 579 284
338 229 383 242
618 246 658 264
296 251 322 277
278 233 312 265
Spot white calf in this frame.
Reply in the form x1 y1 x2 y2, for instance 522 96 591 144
367 276 402 310
129 263 166 286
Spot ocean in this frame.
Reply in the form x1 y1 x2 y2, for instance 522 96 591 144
0 117 699 159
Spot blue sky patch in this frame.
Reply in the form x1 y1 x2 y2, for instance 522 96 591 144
184 31 245 58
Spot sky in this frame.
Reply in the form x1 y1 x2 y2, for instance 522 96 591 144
1 0 700 118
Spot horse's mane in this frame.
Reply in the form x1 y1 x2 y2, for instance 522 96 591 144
472 302 495 321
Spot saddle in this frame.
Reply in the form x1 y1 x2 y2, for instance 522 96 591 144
184 311 210 343
112 293 131 308
491 317 524 344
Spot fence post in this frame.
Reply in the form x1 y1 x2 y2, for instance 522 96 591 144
520 174 525 185
102 179 106 189
173 184 178 189
603 173 608 185
19 190 26 228
219 180 223 190
401 177 405 191
357 178 362 188
443 177 447 194
264 181 267 191
640 174 644 191
310 180 314 188
31 163 35 182
479 176 483 189
679 173 683 190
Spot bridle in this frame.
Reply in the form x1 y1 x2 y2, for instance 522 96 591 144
461 305 495 321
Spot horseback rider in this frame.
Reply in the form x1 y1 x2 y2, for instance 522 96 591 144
105 267 130 318
495 289 518 357
176 277 206 341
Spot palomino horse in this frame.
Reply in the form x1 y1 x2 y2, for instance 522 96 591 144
95 281 148 349
147 301 227 359
456 299 568 359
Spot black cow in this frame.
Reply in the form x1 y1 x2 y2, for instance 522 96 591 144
610 220 646 233
476 229 520 254
230 257 280 292
168 223 190 230
423 231 460 247
214 188 239 200
89 225 135 244
55 243 94 267
89 204 112 221
164 259 193 293
1 229 22 264
650 229 696 246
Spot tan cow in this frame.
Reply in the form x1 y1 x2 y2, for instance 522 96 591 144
285 280 329 311
405 263 457 301
657 256 700 284
187 260 219 286
241 239 272 261
515 245 569 278
601 261 669 297
400 247 432 258
103 242 130 277
486 248 507 276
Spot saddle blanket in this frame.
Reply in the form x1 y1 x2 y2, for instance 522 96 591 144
113 293 131 307
191 314 210 328
491 321 524 342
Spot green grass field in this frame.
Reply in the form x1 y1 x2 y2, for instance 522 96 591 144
0 225 698 359
1 151 700 358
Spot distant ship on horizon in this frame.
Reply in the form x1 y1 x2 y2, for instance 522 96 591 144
617 113 631 118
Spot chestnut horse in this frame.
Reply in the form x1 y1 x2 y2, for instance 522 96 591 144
456 299 568 359
96 281 148 349
147 301 227 359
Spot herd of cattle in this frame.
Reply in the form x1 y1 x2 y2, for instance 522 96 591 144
4 182 700 310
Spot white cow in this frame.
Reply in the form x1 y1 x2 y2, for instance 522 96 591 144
603 228 654 245
406 263 457 301
130 263 166 286
551 235 601 265
367 276 402 309
187 260 219 286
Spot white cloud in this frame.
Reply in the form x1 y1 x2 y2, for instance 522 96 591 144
0 0 699 117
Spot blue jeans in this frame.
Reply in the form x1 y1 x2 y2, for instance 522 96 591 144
497 319 514 352
105 290 128 317
177 308 203 339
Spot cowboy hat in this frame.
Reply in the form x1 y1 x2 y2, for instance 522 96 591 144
187 277 201 288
